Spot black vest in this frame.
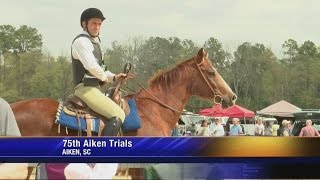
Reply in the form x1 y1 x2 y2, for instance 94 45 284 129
71 34 103 87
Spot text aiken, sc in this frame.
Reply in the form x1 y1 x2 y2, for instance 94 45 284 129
61 139 133 156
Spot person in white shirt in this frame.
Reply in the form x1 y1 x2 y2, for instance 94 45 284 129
264 121 272 136
197 120 211 137
0 97 28 179
254 117 265 136
210 118 225 137
72 8 127 136
64 163 119 179
271 120 280 136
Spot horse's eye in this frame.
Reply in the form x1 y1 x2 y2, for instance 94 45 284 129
208 71 215 76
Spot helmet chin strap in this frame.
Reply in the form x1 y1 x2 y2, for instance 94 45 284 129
85 28 99 37
84 21 101 41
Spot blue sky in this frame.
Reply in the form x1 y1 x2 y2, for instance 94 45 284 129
1 0 319 57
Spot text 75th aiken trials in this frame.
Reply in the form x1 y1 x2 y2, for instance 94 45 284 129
61 139 133 156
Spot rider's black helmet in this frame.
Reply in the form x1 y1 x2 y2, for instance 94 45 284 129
80 8 106 27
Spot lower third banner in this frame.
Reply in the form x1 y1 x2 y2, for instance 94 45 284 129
1 137 320 162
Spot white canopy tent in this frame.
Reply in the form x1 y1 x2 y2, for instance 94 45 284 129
257 100 301 117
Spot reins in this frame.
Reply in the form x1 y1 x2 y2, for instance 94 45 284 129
130 78 183 113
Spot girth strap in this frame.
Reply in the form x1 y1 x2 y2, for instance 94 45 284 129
74 109 82 136
85 114 92 137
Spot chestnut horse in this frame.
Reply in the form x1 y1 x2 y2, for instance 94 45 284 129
12 48 236 137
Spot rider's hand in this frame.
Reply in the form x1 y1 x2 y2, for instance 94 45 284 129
113 73 127 82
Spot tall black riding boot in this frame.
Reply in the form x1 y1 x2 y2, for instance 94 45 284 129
102 117 122 136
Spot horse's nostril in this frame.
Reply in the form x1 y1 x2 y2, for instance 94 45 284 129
232 94 237 101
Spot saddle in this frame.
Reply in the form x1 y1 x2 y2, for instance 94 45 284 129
63 94 104 137
61 92 130 137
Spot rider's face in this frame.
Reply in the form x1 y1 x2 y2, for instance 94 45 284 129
84 18 102 37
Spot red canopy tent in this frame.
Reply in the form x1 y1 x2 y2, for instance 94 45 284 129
223 105 255 118
199 104 224 116
199 104 255 118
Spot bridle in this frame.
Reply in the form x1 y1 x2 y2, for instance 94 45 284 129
195 57 223 104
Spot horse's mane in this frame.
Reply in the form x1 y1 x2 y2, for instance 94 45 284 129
148 57 195 88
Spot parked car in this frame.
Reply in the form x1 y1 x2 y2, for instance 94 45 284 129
291 110 320 136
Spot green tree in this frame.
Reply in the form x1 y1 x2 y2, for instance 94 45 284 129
279 39 320 108
204 37 230 69
298 40 317 57
14 25 43 53
282 39 299 64
229 42 277 110
0 25 16 81
0 25 43 101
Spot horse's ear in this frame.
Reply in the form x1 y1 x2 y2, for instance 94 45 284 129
205 52 209 59
196 48 206 64
197 48 206 58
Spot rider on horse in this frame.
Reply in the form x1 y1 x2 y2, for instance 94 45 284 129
71 8 127 136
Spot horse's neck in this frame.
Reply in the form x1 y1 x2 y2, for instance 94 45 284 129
151 83 190 111
146 63 194 113
135 77 192 135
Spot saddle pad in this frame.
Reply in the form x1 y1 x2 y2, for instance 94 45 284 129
56 107 101 133
123 98 142 132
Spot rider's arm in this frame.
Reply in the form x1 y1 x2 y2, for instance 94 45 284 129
72 37 115 82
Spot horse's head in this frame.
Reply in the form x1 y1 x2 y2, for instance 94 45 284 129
191 48 237 107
